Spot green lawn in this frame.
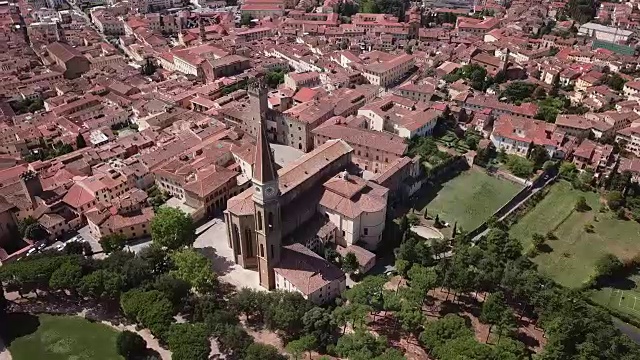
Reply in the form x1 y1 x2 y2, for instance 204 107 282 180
6 314 123 360
419 168 523 231
510 181 640 288
590 274 640 322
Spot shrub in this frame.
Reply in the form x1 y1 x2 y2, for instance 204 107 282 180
116 330 147 359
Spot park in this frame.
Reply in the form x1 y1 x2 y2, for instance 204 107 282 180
415 168 523 232
5 313 122 360
510 181 640 288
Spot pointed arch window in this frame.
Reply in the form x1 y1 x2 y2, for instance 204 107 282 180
257 211 263 231
245 229 253 257
268 212 274 229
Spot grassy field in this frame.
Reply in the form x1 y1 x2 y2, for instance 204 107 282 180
590 274 640 322
510 181 640 288
6 314 123 360
418 168 523 231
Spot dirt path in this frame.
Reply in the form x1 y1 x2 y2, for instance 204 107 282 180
101 321 171 360
0 338 12 360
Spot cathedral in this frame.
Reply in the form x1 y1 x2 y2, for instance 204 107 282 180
223 81 389 303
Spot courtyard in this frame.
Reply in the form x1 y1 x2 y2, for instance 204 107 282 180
193 217 262 291
510 181 640 288
5 314 122 360
415 168 523 231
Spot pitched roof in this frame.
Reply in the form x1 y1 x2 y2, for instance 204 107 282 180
253 120 278 184
273 243 345 296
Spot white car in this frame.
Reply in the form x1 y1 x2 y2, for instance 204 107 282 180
26 248 36 256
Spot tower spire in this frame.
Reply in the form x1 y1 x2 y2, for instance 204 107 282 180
253 117 277 184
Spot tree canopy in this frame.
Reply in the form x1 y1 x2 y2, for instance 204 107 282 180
150 207 196 249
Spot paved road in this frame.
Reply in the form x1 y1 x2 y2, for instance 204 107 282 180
471 174 557 243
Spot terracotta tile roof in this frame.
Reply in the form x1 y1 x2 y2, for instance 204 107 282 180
62 183 95 209
278 139 352 194
313 122 406 156
336 244 375 267
555 115 593 130
319 172 387 219
273 243 345 296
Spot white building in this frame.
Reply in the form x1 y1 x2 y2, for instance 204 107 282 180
362 54 415 88
318 172 388 250
578 23 633 43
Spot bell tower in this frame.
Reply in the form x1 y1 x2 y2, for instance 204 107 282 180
252 115 282 290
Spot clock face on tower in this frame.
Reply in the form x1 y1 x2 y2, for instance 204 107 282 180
265 185 276 197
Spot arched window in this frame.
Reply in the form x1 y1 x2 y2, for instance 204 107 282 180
232 224 240 252
268 212 274 229
260 244 265 257
257 211 263 231
245 229 253 257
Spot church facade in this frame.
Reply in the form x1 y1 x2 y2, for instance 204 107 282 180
223 80 389 303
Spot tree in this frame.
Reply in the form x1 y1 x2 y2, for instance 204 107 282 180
420 314 474 353
345 276 386 318
407 264 437 296
531 233 546 251
566 0 596 23
493 338 528 360
150 207 196 249
141 57 157 76
399 215 410 236
500 81 536 103
506 156 534 178
342 252 360 274
324 247 341 265
138 243 171 274
78 269 123 299
240 13 253 26
594 253 623 279
575 196 590 212
397 304 424 333
437 336 493 360
605 73 626 91
167 323 210 360
607 191 625 210
101 234 127 254
22 221 46 241
395 259 411 278
287 335 316 360
332 302 371 333
335 330 388 359
480 292 509 341
245 343 286 360
559 162 578 181
302 307 337 352
264 70 287 88
170 248 217 293
49 261 82 293
0 284 6 331
573 170 594 191
263 291 312 340
217 324 254 357
76 133 87 149
532 86 547 99
528 145 550 169
116 330 147 359
153 274 191 309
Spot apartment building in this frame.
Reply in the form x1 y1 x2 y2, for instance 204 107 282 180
312 120 407 174
45 42 90 79
362 54 415 88
490 115 577 159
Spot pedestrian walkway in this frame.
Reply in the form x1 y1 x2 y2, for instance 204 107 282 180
0 339 12 360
